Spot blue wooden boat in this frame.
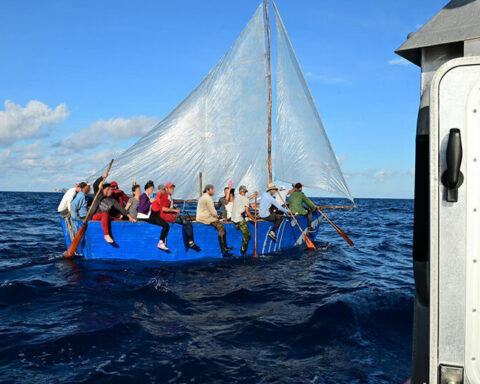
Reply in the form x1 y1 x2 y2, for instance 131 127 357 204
61 213 323 261
62 2 354 261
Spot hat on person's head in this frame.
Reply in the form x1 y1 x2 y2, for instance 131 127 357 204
204 184 214 192
103 183 112 189
267 182 278 191
78 182 89 189
294 182 304 189
158 184 165 191
165 182 175 188
110 181 119 189
239 185 248 193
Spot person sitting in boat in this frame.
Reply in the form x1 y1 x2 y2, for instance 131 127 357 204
109 181 129 219
275 185 293 207
259 183 289 242
110 182 129 206
197 184 233 256
225 188 235 220
289 182 317 232
215 182 233 219
137 180 170 251
151 184 165 213
70 182 91 220
57 182 84 218
125 183 141 220
231 185 255 257
91 174 137 244
156 182 201 252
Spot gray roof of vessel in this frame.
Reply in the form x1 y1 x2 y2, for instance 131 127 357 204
396 0 480 65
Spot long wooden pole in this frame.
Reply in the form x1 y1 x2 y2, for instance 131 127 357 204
199 172 203 197
265 0 273 183
278 193 315 250
65 159 114 258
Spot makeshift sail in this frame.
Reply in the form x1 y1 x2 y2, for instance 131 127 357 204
273 2 353 201
93 5 268 199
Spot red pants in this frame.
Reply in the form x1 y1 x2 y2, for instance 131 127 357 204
91 212 110 235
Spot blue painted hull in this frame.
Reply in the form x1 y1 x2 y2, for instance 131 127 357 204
61 213 322 261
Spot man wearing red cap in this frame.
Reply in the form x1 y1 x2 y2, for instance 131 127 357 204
155 182 201 252
109 181 129 219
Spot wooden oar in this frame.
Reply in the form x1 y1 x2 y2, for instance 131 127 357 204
317 208 354 247
317 205 356 210
278 194 316 250
65 159 114 258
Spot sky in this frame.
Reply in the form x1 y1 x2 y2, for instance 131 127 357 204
0 0 448 198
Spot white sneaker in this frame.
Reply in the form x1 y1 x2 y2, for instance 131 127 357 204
104 235 114 243
157 241 169 251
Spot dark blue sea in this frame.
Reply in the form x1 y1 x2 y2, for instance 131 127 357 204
0 192 414 384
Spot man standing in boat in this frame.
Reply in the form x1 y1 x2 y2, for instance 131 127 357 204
196 184 233 255
258 183 289 242
289 182 317 232
231 185 254 256
91 173 137 244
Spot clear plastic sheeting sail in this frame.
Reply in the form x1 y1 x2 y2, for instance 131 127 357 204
273 3 353 201
90 5 268 199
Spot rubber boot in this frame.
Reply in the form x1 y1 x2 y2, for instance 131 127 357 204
223 234 233 252
218 236 229 257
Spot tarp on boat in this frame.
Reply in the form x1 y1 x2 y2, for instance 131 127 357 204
88 5 269 199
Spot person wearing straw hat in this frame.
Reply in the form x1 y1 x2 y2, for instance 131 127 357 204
258 182 289 242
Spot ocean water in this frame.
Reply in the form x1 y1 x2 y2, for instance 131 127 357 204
0 192 414 384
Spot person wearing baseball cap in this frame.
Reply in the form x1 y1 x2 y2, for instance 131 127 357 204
289 182 317 232
258 182 289 242
155 182 201 252
109 181 129 218
231 185 255 256
90 173 137 244
151 184 166 214
197 183 233 255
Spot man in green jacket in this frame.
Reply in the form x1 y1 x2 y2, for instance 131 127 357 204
288 182 317 232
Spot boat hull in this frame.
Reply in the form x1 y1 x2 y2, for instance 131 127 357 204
60 213 322 261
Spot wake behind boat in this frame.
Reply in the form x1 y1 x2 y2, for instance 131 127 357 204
59 0 353 261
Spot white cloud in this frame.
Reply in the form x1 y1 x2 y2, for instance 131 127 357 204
387 58 410 66
0 105 160 190
0 100 69 146
58 115 159 151
374 169 394 182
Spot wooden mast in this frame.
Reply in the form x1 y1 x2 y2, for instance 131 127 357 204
265 0 273 183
